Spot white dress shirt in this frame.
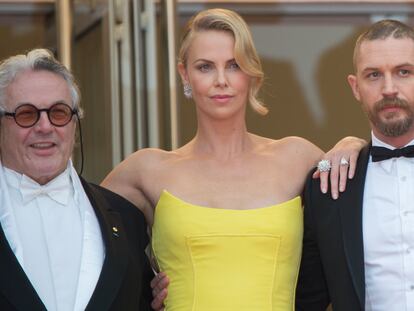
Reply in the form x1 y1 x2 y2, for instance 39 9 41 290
0 161 105 311
363 133 414 311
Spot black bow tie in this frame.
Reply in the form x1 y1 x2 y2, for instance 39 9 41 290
371 145 414 162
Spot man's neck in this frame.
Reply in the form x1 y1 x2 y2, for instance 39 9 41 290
373 129 414 148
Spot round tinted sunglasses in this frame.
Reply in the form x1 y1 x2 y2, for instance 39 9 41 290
0 103 78 128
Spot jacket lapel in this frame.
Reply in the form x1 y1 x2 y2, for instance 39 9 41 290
80 178 129 310
338 144 371 310
0 224 46 310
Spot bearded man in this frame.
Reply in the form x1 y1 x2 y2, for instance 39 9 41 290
296 19 414 311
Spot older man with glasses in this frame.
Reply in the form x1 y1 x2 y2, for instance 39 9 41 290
0 49 161 311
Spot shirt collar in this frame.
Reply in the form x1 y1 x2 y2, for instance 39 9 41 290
371 132 414 173
3 161 78 206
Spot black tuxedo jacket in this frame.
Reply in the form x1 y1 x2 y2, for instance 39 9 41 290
296 145 371 311
0 177 153 311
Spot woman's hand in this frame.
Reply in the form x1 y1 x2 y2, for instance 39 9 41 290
151 272 169 311
314 136 367 199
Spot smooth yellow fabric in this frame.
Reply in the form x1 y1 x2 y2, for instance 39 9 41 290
152 190 303 311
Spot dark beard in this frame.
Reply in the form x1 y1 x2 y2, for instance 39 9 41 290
366 97 414 137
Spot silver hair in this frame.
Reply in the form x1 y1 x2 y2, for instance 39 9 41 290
0 48 83 117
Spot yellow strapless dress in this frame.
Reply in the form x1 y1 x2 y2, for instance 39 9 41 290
152 191 303 311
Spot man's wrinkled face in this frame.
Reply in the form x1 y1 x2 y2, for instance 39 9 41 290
0 70 76 185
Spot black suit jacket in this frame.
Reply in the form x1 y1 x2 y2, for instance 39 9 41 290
296 145 371 311
0 177 153 311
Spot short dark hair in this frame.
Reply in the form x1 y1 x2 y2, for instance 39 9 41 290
353 19 414 70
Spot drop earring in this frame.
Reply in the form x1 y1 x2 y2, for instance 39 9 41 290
183 83 192 99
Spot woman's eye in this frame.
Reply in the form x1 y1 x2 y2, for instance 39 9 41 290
228 61 240 70
197 64 211 72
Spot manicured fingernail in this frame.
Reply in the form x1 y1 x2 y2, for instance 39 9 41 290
322 187 327 193
333 193 338 200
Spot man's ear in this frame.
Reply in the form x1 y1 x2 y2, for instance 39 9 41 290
347 74 361 102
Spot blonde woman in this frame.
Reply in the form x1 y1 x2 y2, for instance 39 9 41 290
103 9 364 310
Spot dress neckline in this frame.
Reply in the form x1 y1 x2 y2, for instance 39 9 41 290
158 190 301 212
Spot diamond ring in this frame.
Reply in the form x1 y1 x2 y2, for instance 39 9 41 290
317 159 331 172
340 157 349 166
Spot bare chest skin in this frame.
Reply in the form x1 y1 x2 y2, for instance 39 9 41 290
101 136 322 226
142 143 315 211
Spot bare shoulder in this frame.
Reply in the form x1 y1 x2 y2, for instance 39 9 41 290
101 148 176 218
105 148 170 182
264 136 323 169
125 148 174 170
279 136 322 156
247 135 323 197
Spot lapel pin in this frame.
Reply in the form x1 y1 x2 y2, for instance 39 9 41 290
112 226 119 237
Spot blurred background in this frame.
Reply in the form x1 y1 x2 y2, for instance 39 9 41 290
2 0 414 184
